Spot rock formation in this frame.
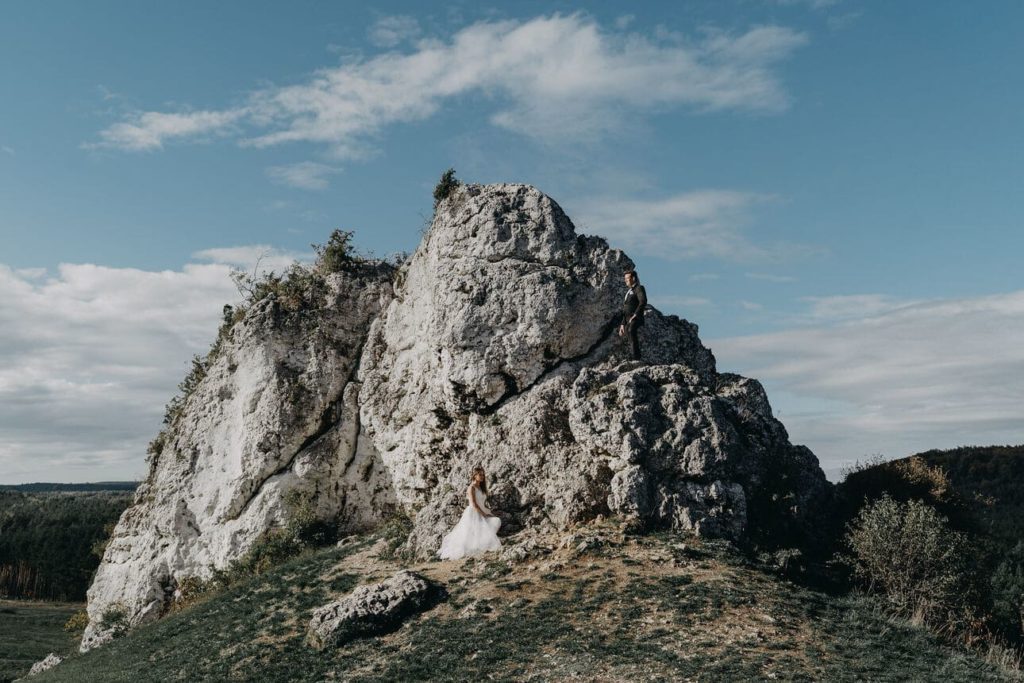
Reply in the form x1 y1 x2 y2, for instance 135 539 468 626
79 267 396 651
21 653 63 678
80 182 831 651
307 570 443 649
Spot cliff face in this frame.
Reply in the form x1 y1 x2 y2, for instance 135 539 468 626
81 183 830 650
80 269 396 651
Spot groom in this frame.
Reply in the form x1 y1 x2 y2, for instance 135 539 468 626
618 270 647 361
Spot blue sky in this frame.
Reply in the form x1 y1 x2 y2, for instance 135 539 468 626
1 1 1022 483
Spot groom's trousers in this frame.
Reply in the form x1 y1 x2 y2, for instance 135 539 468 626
626 319 642 360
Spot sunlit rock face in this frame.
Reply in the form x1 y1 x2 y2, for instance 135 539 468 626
81 183 830 651
357 183 827 555
80 268 396 652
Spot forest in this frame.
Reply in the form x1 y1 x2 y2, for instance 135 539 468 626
0 489 134 601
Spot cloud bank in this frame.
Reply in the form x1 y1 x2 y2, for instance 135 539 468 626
711 291 1024 476
89 15 807 157
572 190 816 261
0 247 304 484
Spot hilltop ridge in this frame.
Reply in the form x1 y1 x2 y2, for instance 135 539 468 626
79 182 831 651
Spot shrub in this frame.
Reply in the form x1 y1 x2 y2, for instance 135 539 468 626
99 602 130 639
283 488 337 547
162 354 209 425
991 541 1024 639
89 521 117 560
312 229 363 274
63 609 90 633
433 168 460 208
839 455 974 529
379 511 414 561
844 494 980 636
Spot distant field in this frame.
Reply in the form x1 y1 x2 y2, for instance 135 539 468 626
0 599 81 682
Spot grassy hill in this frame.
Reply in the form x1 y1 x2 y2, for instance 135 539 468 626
907 445 1024 547
27 520 1013 682
0 600 81 682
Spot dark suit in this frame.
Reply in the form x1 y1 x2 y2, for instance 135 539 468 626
622 284 647 360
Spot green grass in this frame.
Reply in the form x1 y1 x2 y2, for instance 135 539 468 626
0 600 82 682
27 532 1017 682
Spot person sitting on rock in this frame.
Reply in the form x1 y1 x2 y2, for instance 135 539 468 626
618 269 647 361
438 466 502 560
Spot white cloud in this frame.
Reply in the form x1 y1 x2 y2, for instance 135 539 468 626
265 161 341 190
368 15 422 48
1 145 13 156
614 14 635 30
14 267 46 279
573 190 812 261
689 272 720 282
192 244 310 274
0 247 308 483
739 300 764 311
711 290 1024 476
90 14 807 155
87 109 246 151
746 272 796 283
799 294 916 322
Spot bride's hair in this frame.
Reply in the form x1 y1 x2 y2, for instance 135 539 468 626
471 466 487 494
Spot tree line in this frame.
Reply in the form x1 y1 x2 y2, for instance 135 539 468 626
0 490 133 602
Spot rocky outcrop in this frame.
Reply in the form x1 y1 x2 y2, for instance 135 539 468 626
306 570 443 649
81 182 831 651
21 653 63 678
80 268 396 651
358 184 827 555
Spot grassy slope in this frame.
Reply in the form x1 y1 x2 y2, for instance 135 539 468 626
0 600 81 682
32 523 1011 683
913 445 1024 546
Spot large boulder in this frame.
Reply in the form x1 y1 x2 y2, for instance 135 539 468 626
306 570 443 649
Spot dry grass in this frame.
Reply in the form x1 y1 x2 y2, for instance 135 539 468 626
29 520 1015 682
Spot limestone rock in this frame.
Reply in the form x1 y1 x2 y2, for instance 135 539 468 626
80 268 396 651
81 181 832 650
23 653 63 678
306 570 443 649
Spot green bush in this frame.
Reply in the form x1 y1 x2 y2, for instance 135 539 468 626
99 603 130 639
433 168 460 208
282 488 336 547
991 541 1024 639
164 489 339 614
63 609 90 634
312 229 363 274
844 494 980 636
379 511 414 561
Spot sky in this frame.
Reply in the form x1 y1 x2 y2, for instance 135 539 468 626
1 1 1022 483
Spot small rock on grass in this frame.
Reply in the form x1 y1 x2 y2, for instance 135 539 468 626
307 570 445 650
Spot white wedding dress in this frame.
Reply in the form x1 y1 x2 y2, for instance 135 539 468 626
438 486 502 560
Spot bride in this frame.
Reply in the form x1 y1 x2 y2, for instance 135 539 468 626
439 466 502 560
